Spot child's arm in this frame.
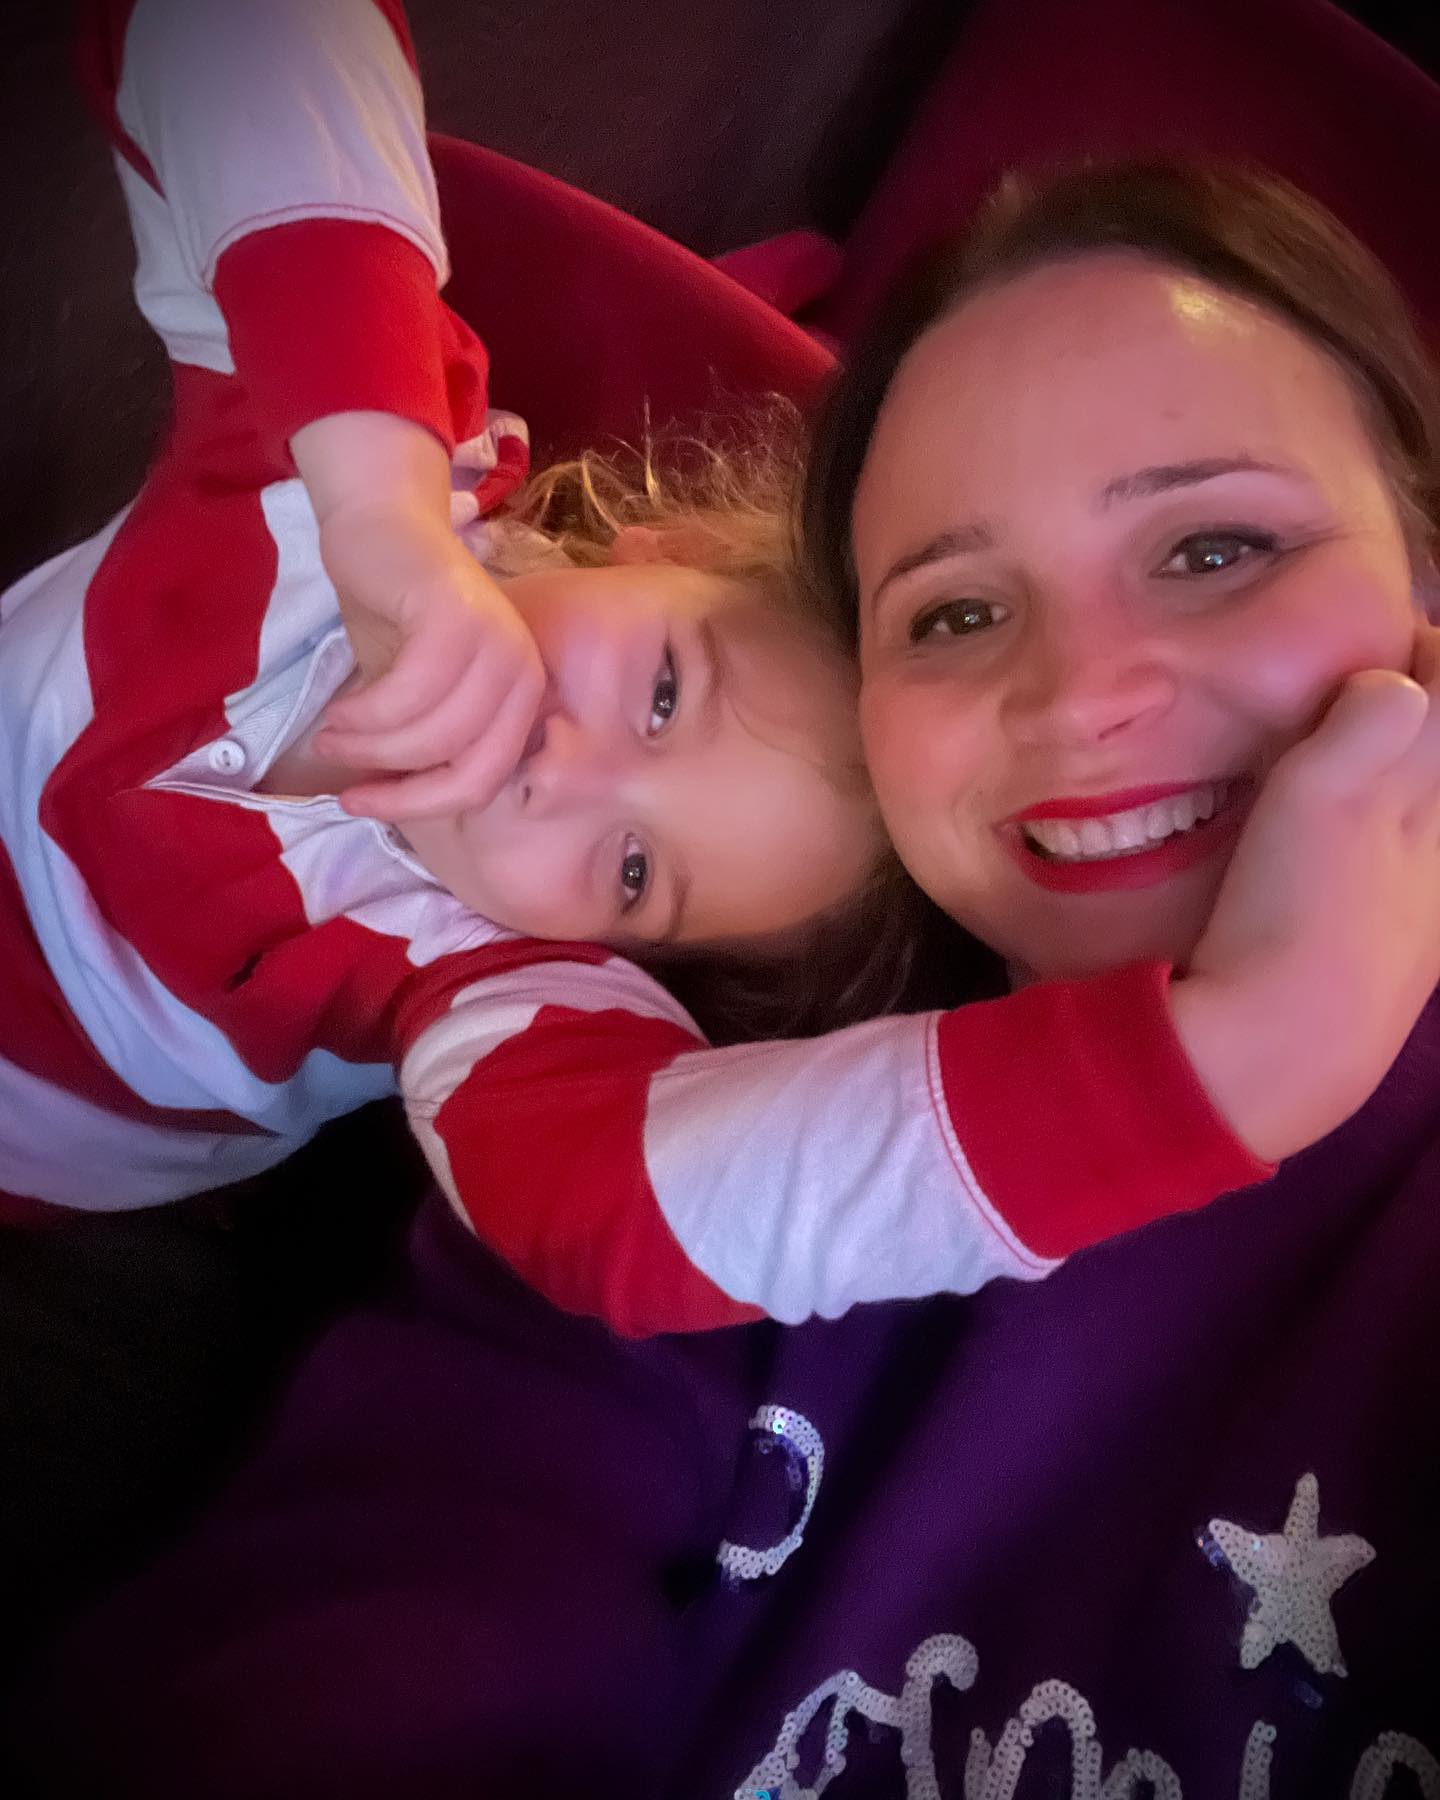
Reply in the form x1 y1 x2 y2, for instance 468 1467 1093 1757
397 952 1260 1336
87 0 541 817
398 658 1440 1337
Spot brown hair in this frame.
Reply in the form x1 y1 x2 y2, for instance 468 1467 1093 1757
803 158 1440 650
503 407 942 1042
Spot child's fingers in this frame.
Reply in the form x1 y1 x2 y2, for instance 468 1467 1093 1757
321 650 533 774
1282 669 1429 798
340 677 543 822
323 615 475 735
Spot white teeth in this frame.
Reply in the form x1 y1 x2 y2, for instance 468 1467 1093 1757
1078 818 1111 857
1023 782 1228 862
1051 822 1083 859
1109 810 1148 852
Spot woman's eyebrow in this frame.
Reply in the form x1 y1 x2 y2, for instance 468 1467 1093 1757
1097 456 1291 507
873 523 995 602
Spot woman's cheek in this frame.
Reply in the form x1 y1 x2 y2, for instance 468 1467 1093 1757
860 670 984 849
1209 566 1416 741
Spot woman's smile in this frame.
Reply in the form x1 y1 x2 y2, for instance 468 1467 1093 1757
853 252 1418 977
999 776 1254 893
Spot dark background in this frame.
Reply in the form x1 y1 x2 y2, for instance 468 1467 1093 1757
1 0 1435 1698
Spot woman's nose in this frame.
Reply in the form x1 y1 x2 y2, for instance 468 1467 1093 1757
516 712 622 815
1003 612 1177 749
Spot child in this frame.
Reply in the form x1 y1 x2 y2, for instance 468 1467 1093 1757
0 0 1420 1337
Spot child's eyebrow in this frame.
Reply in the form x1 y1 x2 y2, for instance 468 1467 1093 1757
694 617 726 741
655 860 693 946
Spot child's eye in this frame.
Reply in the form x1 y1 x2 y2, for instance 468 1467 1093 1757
619 838 650 910
909 599 1008 644
647 648 680 735
1157 530 1279 578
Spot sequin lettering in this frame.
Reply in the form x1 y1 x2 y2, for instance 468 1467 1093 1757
738 1648 1436 1800
718 1406 825 1583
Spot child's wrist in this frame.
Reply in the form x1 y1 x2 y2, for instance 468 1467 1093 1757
292 409 452 528
1167 971 1293 1163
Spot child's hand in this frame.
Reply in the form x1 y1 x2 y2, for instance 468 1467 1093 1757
1171 630 1440 1162
290 410 544 822
310 500 545 821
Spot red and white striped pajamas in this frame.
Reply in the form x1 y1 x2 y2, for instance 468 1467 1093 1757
0 0 1266 1333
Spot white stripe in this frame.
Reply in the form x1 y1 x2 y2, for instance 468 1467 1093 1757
0 1047 309 1210
0 508 395 1136
117 0 446 285
399 953 698 1122
645 1012 1058 1325
118 156 236 374
399 952 698 1233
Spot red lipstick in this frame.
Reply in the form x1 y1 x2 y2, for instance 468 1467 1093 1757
1001 780 1252 894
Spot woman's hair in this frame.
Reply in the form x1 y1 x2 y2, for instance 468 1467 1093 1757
803 158 1440 650
500 406 952 1043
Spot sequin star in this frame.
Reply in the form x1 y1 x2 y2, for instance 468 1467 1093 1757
1208 1472 1375 1677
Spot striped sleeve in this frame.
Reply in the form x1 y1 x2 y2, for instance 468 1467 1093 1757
91 0 462 454
395 953 1272 1338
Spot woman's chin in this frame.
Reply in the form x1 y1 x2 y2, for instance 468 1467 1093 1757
971 870 1223 985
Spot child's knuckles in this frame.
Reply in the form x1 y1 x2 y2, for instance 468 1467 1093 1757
1311 677 1427 783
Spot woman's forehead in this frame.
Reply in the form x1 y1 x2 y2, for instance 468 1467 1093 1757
856 256 1379 540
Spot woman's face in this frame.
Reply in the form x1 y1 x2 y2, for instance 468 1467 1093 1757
852 254 1421 979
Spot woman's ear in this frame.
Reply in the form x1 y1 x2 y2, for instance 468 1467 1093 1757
610 525 669 565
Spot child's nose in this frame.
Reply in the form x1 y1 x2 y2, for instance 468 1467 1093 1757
516 713 623 815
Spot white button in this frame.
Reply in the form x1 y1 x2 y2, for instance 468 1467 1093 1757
208 738 247 774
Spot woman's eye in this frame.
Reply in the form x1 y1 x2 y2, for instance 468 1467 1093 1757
1158 531 1278 578
619 839 650 909
908 600 1007 644
646 648 679 735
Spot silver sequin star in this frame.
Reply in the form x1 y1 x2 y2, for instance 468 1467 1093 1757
1208 1472 1375 1677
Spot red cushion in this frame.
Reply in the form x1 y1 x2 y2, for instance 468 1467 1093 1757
816 0 1440 349
430 135 836 460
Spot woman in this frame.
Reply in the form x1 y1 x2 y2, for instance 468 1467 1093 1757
6 165 1439 1800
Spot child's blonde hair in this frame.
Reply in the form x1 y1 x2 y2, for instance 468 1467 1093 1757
507 398 804 588
500 404 928 1044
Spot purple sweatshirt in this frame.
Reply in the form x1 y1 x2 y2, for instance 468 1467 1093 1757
7 995 1440 1798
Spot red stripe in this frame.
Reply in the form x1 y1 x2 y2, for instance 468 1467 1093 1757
72 0 159 191
215 221 472 466
433 1004 762 1337
369 0 421 74
389 936 613 1053
469 434 530 513
935 961 1272 1258
0 819 270 1144
38 364 420 1087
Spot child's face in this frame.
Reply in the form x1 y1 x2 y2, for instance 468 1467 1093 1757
401 562 878 946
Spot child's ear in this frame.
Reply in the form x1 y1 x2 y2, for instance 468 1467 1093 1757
610 525 669 565
611 519 731 567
